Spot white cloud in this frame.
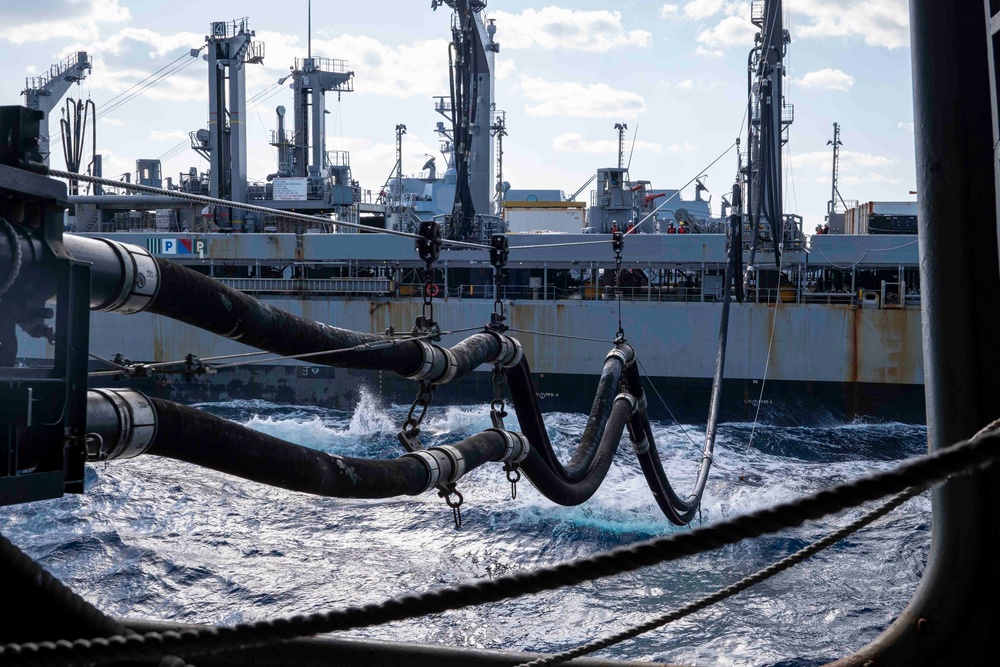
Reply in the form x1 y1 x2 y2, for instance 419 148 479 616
516 75 646 119
68 27 203 59
102 118 126 127
670 141 697 153
898 121 914 133
787 0 909 49
683 0 730 20
495 58 516 81
312 35 449 98
491 8 652 52
149 130 187 142
696 14 757 49
677 1 909 51
552 132 661 155
792 149 898 170
841 172 902 186
677 79 695 90
0 0 130 44
659 4 680 18
695 45 724 57
797 68 854 92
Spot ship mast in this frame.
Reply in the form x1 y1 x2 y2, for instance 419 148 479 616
614 122 628 169
743 0 793 277
434 0 498 240
491 110 507 211
826 121 844 216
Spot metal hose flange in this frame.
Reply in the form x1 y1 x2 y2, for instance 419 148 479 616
87 388 157 460
487 428 530 464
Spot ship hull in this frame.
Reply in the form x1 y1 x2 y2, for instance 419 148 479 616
19 298 925 425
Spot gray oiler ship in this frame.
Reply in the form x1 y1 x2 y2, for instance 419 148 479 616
13 4 923 425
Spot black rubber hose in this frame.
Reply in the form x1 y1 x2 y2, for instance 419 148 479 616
95 394 639 509
150 261 505 383
128 398 508 498
506 350 625 482
448 332 503 380
150 260 422 375
517 395 633 505
623 362 703 525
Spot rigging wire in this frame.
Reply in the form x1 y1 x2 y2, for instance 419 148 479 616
247 84 288 113
246 83 278 162
88 352 128 370
506 328 614 344
46 169 491 250
746 255 782 453
634 356 703 456
97 55 201 120
86 326 489 378
97 51 191 110
509 141 738 252
158 139 190 162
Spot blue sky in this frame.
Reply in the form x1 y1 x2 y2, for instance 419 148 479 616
0 0 915 229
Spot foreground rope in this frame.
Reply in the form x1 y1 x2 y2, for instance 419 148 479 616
514 487 923 667
0 217 23 297
2 427 997 666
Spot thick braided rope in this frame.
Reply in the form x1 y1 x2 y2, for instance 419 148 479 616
514 487 923 667
2 429 997 667
0 533 124 638
0 217 23 297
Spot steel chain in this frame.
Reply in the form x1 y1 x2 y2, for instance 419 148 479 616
612 231 626 342
397 382 434 453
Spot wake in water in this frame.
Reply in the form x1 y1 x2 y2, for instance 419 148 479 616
0 391 929 666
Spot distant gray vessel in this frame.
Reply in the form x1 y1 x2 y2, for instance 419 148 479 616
13 2 923 425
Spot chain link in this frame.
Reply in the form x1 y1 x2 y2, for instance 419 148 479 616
612 231 626 342
440 486 464 529
415 221 443 340
489 234 510 332
397 381 434 453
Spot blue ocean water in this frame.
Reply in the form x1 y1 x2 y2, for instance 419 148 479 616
0 392 929 666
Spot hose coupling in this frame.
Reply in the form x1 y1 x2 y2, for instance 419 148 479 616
95 239 160 313
404 445 468 493
486 331 524 368
89 388 157 459
489 428 530 464
435 444 466 484
605 345 634 366
615 392 639 415
406 343 460 385
630 433 650 455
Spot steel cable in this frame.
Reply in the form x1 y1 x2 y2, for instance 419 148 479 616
2 426 997 666
46 170 490 250
516 486 923 666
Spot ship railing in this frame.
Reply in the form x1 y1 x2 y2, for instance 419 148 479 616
402 283 719 303
215 277 391 296
801 291 856 306
296 57 350 74
24 51 91 93
210 18 251 40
